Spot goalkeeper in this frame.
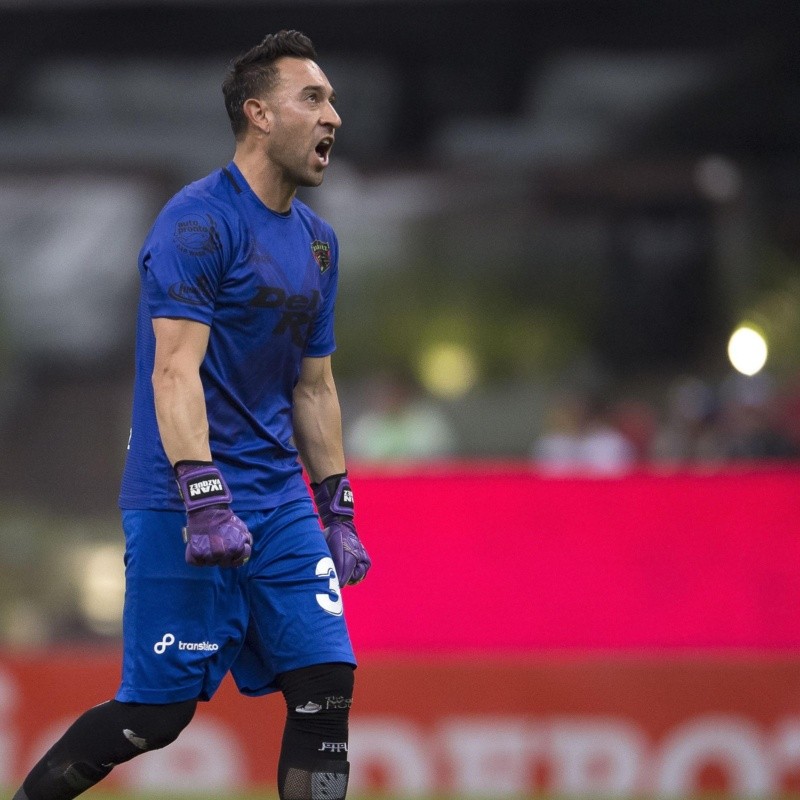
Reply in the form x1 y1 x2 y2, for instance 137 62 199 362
13 29 370 800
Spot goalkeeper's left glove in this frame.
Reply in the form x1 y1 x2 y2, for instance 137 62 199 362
312 472 371 586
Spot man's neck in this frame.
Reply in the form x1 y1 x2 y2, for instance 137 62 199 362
232 148 296 213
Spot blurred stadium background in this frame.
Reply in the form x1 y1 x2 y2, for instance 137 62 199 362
0 0 799 797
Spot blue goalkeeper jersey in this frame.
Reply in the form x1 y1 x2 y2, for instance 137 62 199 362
119 161 340 511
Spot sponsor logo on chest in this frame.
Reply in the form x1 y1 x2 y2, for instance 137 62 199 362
249 285 321 347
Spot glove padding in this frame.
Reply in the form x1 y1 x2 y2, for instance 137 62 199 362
182 506 253 567
323 519 371 586
312 472 371 586
175 460 252 568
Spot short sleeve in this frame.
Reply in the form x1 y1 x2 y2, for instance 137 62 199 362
140 201 234 326
304 230 340 357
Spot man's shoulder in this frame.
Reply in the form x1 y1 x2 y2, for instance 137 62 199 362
165 168 237 218
143 169 244 261
151 169 241 242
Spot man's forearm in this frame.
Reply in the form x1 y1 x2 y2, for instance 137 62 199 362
152 368 212 466
293 388 346 483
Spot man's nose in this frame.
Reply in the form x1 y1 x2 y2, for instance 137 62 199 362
323 102 342 129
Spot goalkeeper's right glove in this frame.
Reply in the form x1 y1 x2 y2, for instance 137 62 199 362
174 461 253 568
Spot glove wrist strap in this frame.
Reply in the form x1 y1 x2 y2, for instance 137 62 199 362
174 461 233 512
312 472 354 526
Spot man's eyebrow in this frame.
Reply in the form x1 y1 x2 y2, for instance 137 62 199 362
303 84 336 102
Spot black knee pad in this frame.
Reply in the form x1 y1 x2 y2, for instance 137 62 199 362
275 663 354 799
109 698 197 754
19 698 197 800
278 662 354 752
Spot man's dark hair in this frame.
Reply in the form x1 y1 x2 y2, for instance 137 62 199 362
222 30 317 138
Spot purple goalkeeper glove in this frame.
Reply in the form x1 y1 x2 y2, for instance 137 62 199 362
312 473 371 586
174 461 253 568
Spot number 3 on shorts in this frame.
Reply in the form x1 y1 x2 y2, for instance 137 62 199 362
315 556 343 616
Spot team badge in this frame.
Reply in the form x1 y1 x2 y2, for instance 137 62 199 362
311 239 331 273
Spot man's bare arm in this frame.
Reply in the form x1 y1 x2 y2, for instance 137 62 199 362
292 354 346 484
151 317 212 465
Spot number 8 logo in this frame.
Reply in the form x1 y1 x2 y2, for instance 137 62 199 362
315 557 343 616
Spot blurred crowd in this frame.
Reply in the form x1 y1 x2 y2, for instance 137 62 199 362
345 371 800 473
533 372 800 474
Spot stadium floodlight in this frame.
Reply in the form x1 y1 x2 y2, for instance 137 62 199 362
727 324 768 376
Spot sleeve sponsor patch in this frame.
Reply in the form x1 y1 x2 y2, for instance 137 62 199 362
167 276 215 306
174 213 222 256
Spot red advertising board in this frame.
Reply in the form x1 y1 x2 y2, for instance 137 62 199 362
1 466 798 797
1 652 799 796
345 464 800 650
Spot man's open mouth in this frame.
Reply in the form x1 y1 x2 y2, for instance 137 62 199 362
315 137 333 165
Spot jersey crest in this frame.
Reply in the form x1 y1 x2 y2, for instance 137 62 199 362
311 239 332 273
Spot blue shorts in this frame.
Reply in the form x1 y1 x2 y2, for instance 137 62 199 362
115 497 356 704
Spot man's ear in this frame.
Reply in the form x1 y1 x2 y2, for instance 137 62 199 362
242 98 270 135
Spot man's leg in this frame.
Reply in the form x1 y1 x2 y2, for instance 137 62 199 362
275 663 354 800
12 698 196 800
231 502 358 799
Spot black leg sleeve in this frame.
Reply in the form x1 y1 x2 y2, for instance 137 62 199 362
14 698 197 800
275 662 354 800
